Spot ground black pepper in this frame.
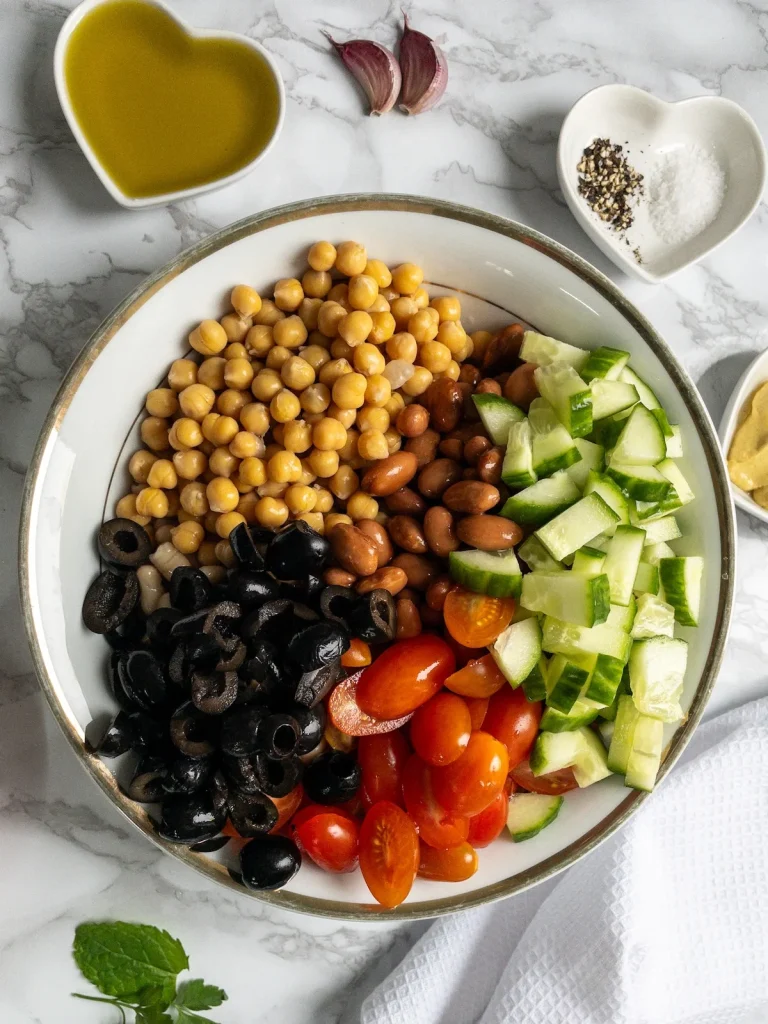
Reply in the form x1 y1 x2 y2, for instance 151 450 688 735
577 138 644 233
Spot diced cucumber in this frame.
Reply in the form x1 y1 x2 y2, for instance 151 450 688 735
541 698 598 731
606 695 639 773
597 670 630 720
590 409 633 449
567 439 605 490
521 657 549 701
534 363 593 438
610 404 667 466
582 653 626 706
625 714 664 791
546 653 594 713
666 425 683 459
502 419 536 489
449 548 522 598
651 407 673 438
490 617 542 688
472 393 524 446
606 463 671 502
631 592 675 639
598 719 615 746
605 598 636 631
534 493 619 562
583 471 630 535
657 459 695 506
500 471 580 526
642 541 676 566
520 330 589 370
619 366 661 410
530 727 613 787
659 556 703 627
591 380 639 420
633 561 660 595
521 571 611 628
510 604 538 624
506 792 563 841
635 514 681 545
572 545 606 578
602 525 646 606
529 399 582 477
581 346 630 382
542 616 633 663
518 535 560 572
629 636 688 722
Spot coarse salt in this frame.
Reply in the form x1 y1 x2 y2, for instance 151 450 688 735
648 144 726 245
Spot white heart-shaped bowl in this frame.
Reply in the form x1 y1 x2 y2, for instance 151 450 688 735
20 195 735 920
718 347 768 526
53 0 285 209
558 84 766 283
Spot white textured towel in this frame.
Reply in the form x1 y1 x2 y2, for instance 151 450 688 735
362 696 768 1024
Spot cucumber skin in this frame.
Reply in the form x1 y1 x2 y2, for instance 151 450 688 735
533 446 582 479
583 653 625 706
541 704 598 732
659 557 701 627
606 465 671 502
501 494 578 527
449 551 523 598
546 656 591 713
521 658 548 701
507 793 563 842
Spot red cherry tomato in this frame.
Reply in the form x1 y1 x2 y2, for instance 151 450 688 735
291 802 356 831
444 654 508 699
431 731 510 816
359 801 419 908
443 633 486 667
464 696 489 731
294 812 359 873
467 790 509 847
402 754 469 849
358 731 411 808
356 636 456 720
443 586 516 648
328 672 414 736
410 692 471 766
482 687 542 770
510 759 579 795
418 840 478 882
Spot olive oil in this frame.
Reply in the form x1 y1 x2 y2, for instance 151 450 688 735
64 0 281 199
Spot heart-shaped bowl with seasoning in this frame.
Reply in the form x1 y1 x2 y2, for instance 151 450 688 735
558 84 766 283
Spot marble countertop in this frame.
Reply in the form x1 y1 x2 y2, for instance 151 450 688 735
2 0 767 1021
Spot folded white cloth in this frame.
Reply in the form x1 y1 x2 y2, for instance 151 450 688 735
361 696 768 1024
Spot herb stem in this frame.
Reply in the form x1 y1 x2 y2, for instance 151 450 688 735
72 992 129 1022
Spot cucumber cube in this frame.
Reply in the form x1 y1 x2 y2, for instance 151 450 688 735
659 556 703 626
619 367 661 410
502 419 536 489
610 404 667 465
507 792 563 841
501 471 580 526
520 331 589 370
472 393 524 445
490 617 542 688
591 380 639 420
629 636 688 722
582 653 626 706
581 346 630 382
518 534 561 572
566 438 605 490
631 592 675 639
541 616 633 663
534 493 619 562
632 561 660 595
603 525 646 605
534 363 593 438
541 699 599 732
529 399 582 477
521 571 611 628
606 463 671 502
521 657 549 702
531 727 612 787
546 653 594 713
571 545 607 578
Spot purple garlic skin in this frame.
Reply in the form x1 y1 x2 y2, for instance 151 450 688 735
398 13 448 115
325 34 402 116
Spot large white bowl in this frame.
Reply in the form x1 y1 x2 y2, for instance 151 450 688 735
20 195 735 920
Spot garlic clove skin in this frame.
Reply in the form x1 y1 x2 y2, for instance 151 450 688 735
325 34 402 116
398 14 448 116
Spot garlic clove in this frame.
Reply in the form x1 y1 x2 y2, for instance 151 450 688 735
398 13 448 116
325 34 402 116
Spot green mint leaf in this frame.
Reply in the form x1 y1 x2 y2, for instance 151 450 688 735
135 1009 173 1024
134 982 177 1009
175 1010 220 1024
175 979 228 1011
73 922 189 998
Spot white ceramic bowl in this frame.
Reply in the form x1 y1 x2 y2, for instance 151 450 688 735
53 0 285 209
558 84 766 283
20 196 735 920
718 347 768 526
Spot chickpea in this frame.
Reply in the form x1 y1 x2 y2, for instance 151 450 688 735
408 309 438 344
280 419 310 454
228 284 261 319
201 413 238 446
245 324 274 358
216 511 246 539
327 282 349 304
145 387 178 418
401 366 433 397
208 447 240 478
308 447 340 478
237 491 259 521
222 314 250 342
299 347 328 376
204 511 220 533
369 295 391 313
350 344 383 378
338 427 360 462
199 564 227 584
237 455 266 488
140 416 169 452
270 389 301 423
115 493 151 526
251 368 284 402
325 512 353 531
312 416 348 451
258 480 288 498
173 450 207 481
223 357 254 390
255 496 289 529
300 382 331 415
425 305 440 325
273 278 304 312
455 337 474 362
368 311 396 345
328 403 357 428
273 314 308 350
391 263 424 295
357 406 390 433
347 274 378 311
330 338 356 361
384 391 406 419
232 431 264 460
253 298 285 327
316 301 346 338
439 360 461 381
391 296 419 330
384 427 402 454
168 358 198 391
178 383 215 421
428 294 459 322
296 511 324 533
364 374 392 408
283 483 316 514
319 358 353 387
332 372 367 410
381 285 400 303
418 341 452 374
206 476 240 513
237 402 268 435
335 240 367 277
169 418 203 451
171 519 205 554
197 539 219 566
298 459 317 485
135 487 169 518
358 429 389 461
266 345 292 370
217 389 248 418
264 442 282 461
364 259 392 288
301 269 332 299
413 287 430 310
146 459 177 490
347 491 379 521
338 311 373 347
298 297 323 331
436 320 467 356
189 319 226 356
196 356 226 391
281 356 315 391
469 329 491 360
327 466 357 501
267 450 301 484
312 486 334 513
386 332 418 363
308 240 337 272
129 450 157 484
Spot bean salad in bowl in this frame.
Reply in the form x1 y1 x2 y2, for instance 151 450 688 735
82 237 701 908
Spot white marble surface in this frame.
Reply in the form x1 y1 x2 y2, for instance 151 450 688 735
2 0 767 1020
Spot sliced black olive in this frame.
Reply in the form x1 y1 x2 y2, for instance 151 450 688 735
303 752 360 804
222 752 261 794
228 791 278 837
265 520 330 581
168 633 220 685
127 711 169 754
109 651 136 710
241 599 318 647
157 789 227 845
293 659 341 708
319 585 359 628
169 566 213 614
219 704 268 757
253 752 303 798
86 711 135 757
257 713 300 760
98 518 152 568
292 704 326 755
122 649 169 710
287 621 350 672
204 601 242 654
83 569 139 634
190 835 231 854
280 574 324 604
170 608 210 638
240 834 301 891
104 610 146 650
145 608 184 653
170 701 218 758
229 523 266 569
239 639 286 703
162 755 213 795
191 670 239 715
227 569 282 609
210 769 229 817
126 756 168 802
348 589 396 643
217 640 246 673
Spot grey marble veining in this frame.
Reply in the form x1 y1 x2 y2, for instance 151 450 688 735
2 0 767 1020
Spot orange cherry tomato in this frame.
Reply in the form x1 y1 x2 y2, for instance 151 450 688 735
482 686 542 770
444 654 508 699
328 672 414 736
443 586 516 648
443 633 486 667
467 790 509 847
510 758 579 795
410 692 471 766
359 801 419 908
465 696 489 730
356 636 456 720
431 731 509 816
401 754 469 850
358 731 411 808
270 784 305 832
294 811 359 873
341 637 372 668
418 840 478 882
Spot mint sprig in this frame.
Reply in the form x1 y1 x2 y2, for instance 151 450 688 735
72 922 228 1023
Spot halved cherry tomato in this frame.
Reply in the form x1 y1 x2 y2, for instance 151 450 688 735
328 672 413 736
510 759 578 795
465 696 489 730
341 637 372 668
294 811 359 873
402 754 469 849
410 692 471 766
418 840 478 882
443 586 516 648
359 801 419 908
358 731 411 808
467 790 509 847
482 687 542 770
291 802 356 831
431 731 509 816
443 633 486 667
356 636 456 720
444 654 508 698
